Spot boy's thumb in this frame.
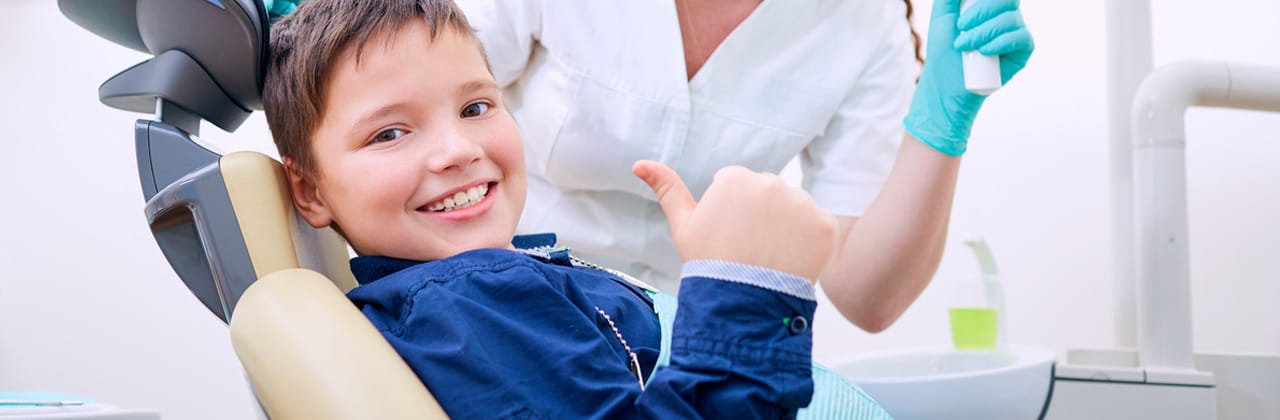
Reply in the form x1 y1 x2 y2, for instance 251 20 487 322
633 160 695 234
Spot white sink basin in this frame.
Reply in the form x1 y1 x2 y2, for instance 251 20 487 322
826 346 1056 420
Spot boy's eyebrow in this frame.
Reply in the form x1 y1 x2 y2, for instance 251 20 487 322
457 79 499 96
348 102 411 138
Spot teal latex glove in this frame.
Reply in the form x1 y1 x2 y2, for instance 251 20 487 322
903 0 1035 156
263 0 301 19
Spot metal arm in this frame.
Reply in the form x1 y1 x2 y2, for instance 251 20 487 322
1130 60 1280 374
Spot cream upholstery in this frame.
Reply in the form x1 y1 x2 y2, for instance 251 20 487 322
231 269 447 420
220 151 447 419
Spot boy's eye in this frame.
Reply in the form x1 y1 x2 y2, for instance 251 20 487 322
371 128 406 144
461 102 490 118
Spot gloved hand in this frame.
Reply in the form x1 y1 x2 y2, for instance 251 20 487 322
903 0 1035 156
263 0 302 19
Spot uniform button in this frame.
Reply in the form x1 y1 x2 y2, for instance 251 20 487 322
788 315 809 334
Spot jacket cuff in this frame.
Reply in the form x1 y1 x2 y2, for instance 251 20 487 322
681 260 815 301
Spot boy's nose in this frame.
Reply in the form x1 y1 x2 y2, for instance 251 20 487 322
425 130 484 173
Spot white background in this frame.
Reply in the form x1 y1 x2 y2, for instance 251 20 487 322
1 1 1277 418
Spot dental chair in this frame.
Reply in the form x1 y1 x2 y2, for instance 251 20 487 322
58 1 448 418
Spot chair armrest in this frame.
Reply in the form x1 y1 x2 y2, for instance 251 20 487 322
230 268 448 419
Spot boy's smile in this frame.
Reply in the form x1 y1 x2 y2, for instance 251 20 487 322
288 20 526 262
418 181 496 220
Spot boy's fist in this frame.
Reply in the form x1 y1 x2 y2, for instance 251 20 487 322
633 160 837 282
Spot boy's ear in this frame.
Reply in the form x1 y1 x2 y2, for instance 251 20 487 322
283 157 335 229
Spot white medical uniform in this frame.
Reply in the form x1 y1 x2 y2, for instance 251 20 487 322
459 0 916 292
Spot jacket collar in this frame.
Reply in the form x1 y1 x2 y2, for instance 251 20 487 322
348 233 559 285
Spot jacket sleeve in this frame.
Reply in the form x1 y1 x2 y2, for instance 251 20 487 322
373 258 816 419
638 260 817 419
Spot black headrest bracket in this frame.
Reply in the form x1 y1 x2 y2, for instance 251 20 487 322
100 50 251 133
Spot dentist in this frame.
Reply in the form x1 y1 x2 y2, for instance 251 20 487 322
458 0 1033 332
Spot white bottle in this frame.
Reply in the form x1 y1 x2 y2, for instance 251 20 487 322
960 0 1003 95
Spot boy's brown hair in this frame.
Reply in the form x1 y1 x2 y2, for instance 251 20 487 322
263 0 479 178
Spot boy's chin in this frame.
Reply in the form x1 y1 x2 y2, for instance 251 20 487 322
347 222 520 261
398 236 519 261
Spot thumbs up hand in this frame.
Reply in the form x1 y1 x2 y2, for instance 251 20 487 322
632 161 837 283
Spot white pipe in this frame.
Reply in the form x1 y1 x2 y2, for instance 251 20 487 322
1106 0 1154 349
1131 61 1280 369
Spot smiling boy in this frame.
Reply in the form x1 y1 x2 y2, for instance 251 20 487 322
262 0 853 418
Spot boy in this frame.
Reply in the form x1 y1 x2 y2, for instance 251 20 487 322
263 0 878 418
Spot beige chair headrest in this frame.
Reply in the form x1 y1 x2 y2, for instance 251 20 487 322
220 151 358 292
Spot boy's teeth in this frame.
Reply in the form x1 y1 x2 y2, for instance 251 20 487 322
429 184 490 212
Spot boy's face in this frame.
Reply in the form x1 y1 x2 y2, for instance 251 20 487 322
289 21 526 262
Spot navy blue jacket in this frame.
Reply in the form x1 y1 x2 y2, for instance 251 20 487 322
348 235 817 419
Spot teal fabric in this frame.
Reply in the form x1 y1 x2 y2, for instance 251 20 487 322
0 392 94 406
903 0 1034 156
263 0 301 19
647 291 894 419
802 366 895 420
649 292 678 372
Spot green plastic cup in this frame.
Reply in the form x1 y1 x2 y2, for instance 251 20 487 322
949 307 998 350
